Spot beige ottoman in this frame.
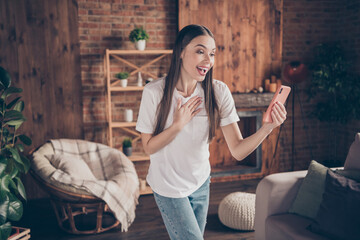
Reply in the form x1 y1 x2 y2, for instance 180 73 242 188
218 192 256 231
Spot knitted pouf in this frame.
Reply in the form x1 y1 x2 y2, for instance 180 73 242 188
218 192 256 231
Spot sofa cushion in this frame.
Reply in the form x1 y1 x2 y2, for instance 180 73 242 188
308 170 360 240
289 160 328 219
266 214 328 240
344 132 360 170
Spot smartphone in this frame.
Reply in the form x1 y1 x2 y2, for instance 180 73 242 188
263 85 291 123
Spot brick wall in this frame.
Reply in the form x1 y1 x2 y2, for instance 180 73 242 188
281 0 360 171
78 0 177 141
340 0 360 74
339 0 360 160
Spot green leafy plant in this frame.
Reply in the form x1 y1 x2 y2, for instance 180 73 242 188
0 66 32 239
115 72 129 80
308 43 360 166
129 26 149 43
308 43 360 123
122 138 132 148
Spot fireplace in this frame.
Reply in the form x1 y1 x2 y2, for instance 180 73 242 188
211 110 263 177
210 92 274 178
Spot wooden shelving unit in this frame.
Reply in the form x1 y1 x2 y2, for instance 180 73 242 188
104 49 172 195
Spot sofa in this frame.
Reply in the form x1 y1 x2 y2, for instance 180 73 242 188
254 133 360 240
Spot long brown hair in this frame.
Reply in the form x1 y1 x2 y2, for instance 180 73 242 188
153 24 220 142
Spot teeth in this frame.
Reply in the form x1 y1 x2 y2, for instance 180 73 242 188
198 67 208 73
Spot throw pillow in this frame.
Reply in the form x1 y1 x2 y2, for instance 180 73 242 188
308 170 360 240
335 169 360 182
344 132 360 170
46 154 97 181
288 160 328 219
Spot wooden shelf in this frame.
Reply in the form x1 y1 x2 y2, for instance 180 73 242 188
111 122 137 128
129 154 150 162
140 185 153 195
110 86 144 92
107 49 172 55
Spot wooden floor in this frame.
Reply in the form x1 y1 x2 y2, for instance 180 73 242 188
17 179 261 240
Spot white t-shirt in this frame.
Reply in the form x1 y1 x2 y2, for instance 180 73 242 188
136 78 239 198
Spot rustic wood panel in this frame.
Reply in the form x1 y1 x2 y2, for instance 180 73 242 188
0 0 83 199
179 0 282 92
179 0 283 180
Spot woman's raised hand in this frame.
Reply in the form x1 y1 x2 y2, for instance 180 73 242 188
264 101 287 129
173 96 202 130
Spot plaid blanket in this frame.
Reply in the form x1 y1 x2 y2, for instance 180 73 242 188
50 139 139 232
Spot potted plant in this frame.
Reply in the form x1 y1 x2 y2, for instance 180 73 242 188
115 72 129 88
308 43 360 166
129 26 149 51
0 66 32 239
122 138 132 157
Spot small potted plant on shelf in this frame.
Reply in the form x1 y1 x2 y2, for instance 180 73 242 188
115 72 129 87
129 26 149 51
0 66 32 239
122 138 132 157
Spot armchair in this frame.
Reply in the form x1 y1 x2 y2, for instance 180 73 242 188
31 139 139 234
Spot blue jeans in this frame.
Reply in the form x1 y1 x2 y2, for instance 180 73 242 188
153 177 211 240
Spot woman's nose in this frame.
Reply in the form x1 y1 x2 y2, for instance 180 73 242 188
204 53 211 62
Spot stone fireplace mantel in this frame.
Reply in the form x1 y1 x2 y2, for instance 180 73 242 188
232 92 274 109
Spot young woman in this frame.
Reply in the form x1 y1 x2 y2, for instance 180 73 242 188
136 24 287 240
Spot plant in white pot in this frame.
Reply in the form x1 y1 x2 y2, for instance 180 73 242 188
129 26 149 51
0 66 32 239
122 138 132 157
115 72 129 88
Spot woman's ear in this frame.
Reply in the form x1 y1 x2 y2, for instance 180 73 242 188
180 49 185 59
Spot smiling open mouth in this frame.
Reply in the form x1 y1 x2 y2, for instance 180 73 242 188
197 66 208 76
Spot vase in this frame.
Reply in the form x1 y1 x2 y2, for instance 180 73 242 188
137 72 143 86
120 79 128 87
124 109 133 122
123 147 132 156
135 40 146 51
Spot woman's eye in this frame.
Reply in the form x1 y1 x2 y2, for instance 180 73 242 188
197 50 204 54
210 53 215 57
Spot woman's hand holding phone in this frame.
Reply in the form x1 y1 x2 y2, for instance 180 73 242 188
263 101 287 129
262 85 290 130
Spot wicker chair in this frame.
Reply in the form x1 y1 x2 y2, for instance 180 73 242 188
30 141 128 235
30 169 120 234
